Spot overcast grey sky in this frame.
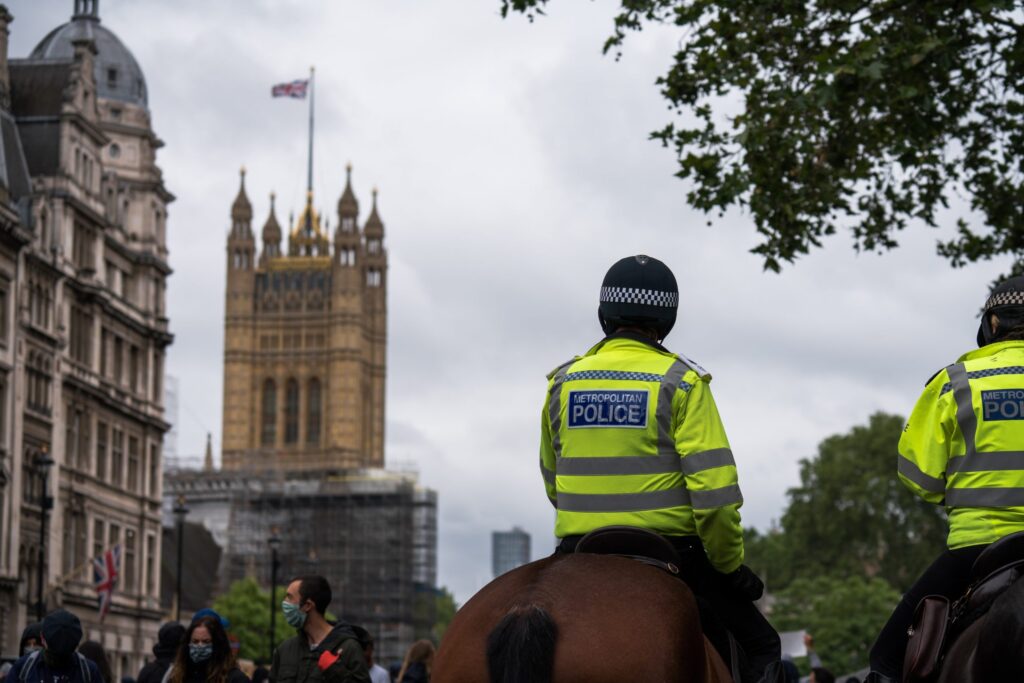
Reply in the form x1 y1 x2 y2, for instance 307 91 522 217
9 0 1013 605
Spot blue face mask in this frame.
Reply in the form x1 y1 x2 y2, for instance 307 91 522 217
189 644 213 663
282 600 307 629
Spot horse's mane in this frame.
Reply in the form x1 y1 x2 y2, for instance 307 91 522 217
486 604 557 683
973 575 1024 680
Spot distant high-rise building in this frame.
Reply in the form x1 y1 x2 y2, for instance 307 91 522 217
492 527 531 577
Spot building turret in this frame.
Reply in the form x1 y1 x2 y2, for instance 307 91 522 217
260 192 282 265
227 167 254 271
334 163 359 268
223 167 257 467
361 187 387 466
363 187 385 266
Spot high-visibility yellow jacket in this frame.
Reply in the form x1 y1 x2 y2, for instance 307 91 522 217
540 334 744 573
899 340 1024 549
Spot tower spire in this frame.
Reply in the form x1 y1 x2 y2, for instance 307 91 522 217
203 433 214 472
231 166 252 227
261 192 282 263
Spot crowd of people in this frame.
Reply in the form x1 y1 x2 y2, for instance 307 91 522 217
0 575 434 683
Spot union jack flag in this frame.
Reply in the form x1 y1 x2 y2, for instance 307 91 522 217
271 80 309 99
92 544 121 622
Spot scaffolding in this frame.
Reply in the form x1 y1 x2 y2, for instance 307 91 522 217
165 468 438 665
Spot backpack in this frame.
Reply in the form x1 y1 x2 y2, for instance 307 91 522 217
18 651 92 683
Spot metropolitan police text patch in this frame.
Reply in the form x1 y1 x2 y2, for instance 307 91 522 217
567 390 648 428
982 389 1024 420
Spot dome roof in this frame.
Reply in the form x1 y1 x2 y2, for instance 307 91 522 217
29 3 148 108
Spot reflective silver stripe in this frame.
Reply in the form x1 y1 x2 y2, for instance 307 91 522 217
948 451 1024 474
898 454 945 494
540 462 556 486
657 361 688 457
947 363 978 458
555 454 681 476
556 488 691 512
690 485 743 509
547 494 558 508
945 487 1024 507
682 448 735 475
548 365 570 460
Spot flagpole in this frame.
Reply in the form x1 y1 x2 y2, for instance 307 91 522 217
307 65 315 195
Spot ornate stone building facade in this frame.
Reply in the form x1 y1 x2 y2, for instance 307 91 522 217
221 169 386 473
0 1 171 670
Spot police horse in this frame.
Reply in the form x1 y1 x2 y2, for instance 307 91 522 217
899 531 1024 682
432 529 734 683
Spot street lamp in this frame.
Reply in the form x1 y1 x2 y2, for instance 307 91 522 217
268 527 281 662
172 494 189 622
34 446 54 622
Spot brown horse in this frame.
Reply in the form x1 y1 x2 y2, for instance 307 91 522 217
432 553 733 683
933 574 1024 682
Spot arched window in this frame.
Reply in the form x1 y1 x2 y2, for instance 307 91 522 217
284 378 299 444
261 379 276 446
306 378 321 445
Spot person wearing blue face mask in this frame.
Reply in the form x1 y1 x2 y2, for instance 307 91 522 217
163 616 248 683
270 575 368 683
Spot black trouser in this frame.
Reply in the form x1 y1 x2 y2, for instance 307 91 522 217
869 544 988 678
557 535 781 682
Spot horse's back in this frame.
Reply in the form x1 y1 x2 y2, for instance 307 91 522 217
434 553 718 683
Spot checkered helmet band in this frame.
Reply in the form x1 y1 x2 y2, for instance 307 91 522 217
985 290 1024 311
600 286 678 308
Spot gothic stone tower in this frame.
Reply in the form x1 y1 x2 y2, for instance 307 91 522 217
221 165 387 472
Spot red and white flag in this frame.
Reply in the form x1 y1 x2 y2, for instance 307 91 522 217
93 544 121 621
271 79 309 99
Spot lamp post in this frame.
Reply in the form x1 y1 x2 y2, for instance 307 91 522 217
34 446 54 622
268 527 281 662
172 494 189 622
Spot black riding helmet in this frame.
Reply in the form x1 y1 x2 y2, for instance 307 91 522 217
598 255 678 340
977 275 1024 347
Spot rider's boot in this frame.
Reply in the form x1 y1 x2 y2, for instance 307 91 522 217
863 672 898 683
755 661 786 683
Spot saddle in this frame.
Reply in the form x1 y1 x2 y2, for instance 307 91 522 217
575 526 746 681
904 531 1024 683
575 525 682 575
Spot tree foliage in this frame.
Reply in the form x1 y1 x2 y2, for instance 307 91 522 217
771 575 900 674
433 587 459 642
501 0 1024 273
779 412 947 592
213 578 289 663
743 526 796 594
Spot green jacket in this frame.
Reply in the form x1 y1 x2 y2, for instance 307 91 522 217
899 340 1024 549
540 334 745 573
270 624 369 683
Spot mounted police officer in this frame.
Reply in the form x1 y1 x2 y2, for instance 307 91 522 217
540 255 782 683
867 275 1024 682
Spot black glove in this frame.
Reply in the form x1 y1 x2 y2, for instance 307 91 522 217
727 564 764 601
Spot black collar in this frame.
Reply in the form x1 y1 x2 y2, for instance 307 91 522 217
602 330 670 353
